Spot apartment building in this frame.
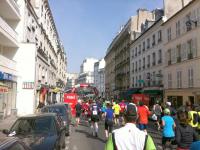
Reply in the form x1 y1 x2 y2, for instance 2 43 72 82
0 0 20 119
77 58 98 84
105 9 156 98
94 59 105 98
130 14 165 104
15 0 67 116
66 73 78 89
163 0 200 106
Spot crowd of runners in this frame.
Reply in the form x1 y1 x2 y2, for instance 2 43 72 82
74 98 200 150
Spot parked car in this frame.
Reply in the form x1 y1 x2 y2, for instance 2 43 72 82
63 103 72 124
2 113 66 150
0 135 31 150
41 104 70 136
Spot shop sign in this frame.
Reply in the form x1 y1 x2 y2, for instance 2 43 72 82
0 72 13 81
0 86 8 93
22 82 34 89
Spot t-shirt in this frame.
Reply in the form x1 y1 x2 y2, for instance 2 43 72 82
162 115 175 137
119 102 126 113
138 106 150 124
106 108 114 120
112 104 121 115
190 141 200 150
91 104 99 116
75 103 82 113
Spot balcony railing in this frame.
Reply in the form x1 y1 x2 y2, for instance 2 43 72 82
0 54 17 73
37 47 48 61
8 0 20 15
0 16 18 42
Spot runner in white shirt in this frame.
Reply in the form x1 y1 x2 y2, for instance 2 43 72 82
105 103 156 150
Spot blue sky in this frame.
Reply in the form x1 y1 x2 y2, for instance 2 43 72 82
49 0 163 73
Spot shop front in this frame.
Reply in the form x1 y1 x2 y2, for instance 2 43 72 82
164 88 200 108
0 71 17 119
36 84 48 108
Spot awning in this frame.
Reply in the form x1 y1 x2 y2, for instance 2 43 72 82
142 90 163 95
0 82 8 93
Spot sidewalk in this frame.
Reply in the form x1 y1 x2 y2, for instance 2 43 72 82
0 116 17 131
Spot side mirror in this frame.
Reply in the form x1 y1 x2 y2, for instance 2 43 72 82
2 129 9 135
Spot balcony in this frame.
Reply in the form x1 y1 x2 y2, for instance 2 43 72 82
37 47 48 61
0 16 18 47
0 54 17 75
188 53 193 60
0 0 20 20
177 57 181 63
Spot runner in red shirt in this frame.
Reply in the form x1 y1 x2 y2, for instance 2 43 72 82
119 100 126 125
137 101 151 132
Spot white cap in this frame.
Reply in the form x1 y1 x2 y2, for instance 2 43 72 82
166 102 171 106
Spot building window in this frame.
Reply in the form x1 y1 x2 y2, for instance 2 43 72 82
152 34 155 46
176 21 181 37
188 68 194 87
132 49 134 58
158 49 162 64
143 41 145 51
187 39 193 59
167 49 171 65
143 57 145 69
139 75 141 87
139 60 141 71
147 38 150 49
152 52 156 66
135 47 137 57
167 27 171 41
132 63 134 73
177 71 182 88
135 61 138 72
158 30 162 42
168 73 172 88
147 55 150 68
139 45 141 55
177 44 181 63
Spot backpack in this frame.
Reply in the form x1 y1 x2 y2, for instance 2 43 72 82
154 104 162 116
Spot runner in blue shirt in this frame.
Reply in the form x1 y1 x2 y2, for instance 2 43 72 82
105 103 114 139
162 108 176 149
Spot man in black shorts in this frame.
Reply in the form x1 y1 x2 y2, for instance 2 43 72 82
75 100 82 126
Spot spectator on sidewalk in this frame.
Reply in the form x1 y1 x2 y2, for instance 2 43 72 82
162 108 176 149
138 101 151 132
105 103 156 150
175 107 199 150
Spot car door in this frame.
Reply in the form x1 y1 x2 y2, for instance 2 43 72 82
54 115 65 148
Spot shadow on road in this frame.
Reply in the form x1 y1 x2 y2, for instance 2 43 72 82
75 129 106 143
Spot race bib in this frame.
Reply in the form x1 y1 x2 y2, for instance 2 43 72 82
93 110 97 115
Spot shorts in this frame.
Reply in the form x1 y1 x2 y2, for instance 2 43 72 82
91 115 99 122
115 114 119 118
138 124 147 130
162 137 174 145
120 112 124 116
76 112 81 118
105 119 113 133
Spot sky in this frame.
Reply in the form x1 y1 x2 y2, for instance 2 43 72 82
49 0 163 73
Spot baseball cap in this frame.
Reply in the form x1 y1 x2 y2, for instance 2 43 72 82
164 108 170 114
125 103 137 116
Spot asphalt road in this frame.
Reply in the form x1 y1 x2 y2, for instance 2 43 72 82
63 120 177 150
68 121 106 150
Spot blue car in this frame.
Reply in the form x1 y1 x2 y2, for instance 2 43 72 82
2 113 65 150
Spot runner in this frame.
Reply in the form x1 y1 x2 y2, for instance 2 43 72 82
105 103 114 139
75 100 82 127
137 101 151 132
119 100 126 126
90 100 100 137
161 108 176 149
105 103 156 150
112 101 121 126
153 101 162 130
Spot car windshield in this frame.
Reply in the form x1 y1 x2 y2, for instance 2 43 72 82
10 117 55 135
42 107 66 116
